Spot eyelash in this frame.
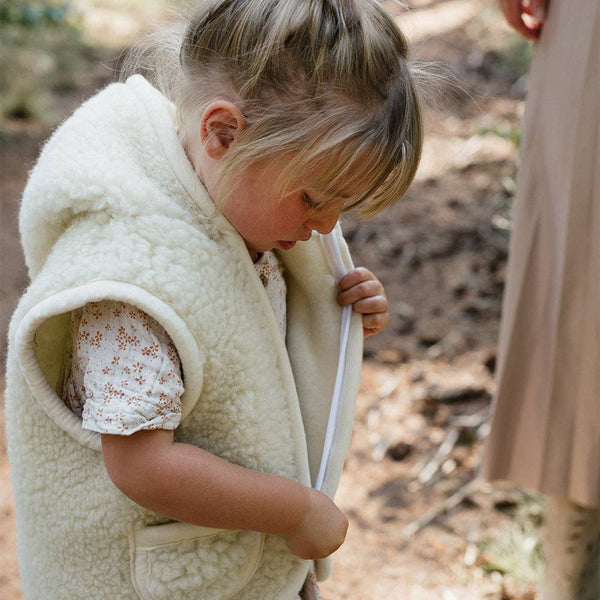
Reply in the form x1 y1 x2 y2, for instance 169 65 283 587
302 192 321 210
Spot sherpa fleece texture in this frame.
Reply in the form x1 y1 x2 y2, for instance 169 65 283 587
5 74 363 600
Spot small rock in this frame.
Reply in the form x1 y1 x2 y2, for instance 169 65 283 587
386 441 412 462
484 351 497 374
418 329 443 347
452 282 468 298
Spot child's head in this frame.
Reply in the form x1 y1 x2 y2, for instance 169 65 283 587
127 0 422 222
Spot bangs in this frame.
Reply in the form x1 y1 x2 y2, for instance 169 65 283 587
301 136 420 217
275 113 422 217
271 76 423 216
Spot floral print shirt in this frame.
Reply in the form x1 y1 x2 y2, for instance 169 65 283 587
63 250 287 434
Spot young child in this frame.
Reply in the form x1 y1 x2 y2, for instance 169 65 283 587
5 1 422 598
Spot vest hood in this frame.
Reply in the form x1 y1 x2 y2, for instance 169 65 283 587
20 75 220 279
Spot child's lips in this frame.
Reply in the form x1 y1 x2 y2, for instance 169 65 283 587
278 235 312 250
277 241 296 250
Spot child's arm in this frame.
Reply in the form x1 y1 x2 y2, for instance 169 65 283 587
101 429 348 559
336 267 390 337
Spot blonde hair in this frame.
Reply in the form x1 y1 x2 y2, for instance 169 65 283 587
123 0 423 216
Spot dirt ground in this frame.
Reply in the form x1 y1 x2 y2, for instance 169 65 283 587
1 1 542 598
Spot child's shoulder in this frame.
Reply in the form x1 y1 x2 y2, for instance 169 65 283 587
52 76 154 140
28 76 169 188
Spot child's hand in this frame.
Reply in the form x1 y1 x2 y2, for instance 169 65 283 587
283 488 349 560
337 267 390 337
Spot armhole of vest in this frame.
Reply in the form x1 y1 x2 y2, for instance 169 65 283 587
14 280 204 451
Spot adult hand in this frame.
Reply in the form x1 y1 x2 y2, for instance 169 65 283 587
499 0 548 40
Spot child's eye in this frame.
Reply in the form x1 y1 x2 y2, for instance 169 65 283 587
302 192 322 210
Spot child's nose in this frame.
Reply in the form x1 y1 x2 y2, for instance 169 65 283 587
307 211 339 235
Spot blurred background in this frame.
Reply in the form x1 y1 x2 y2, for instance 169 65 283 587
1 1 541 598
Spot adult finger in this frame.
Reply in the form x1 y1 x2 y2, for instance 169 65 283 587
529 0 548 22
499 0 541 40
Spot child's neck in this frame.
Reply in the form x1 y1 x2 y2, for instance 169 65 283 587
183 133 262 265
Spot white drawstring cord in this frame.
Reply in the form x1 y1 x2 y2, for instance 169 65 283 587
315 232 353 492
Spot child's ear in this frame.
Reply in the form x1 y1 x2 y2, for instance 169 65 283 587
200 101 245 159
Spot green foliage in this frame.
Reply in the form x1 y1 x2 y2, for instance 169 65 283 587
0 1 71 27
0 1 84 122
479 492 545 584
478 125 522 148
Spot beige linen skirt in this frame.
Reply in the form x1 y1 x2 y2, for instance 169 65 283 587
483 0 599 508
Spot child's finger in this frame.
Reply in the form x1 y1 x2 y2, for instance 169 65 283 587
347 295 388 316
362 312 390 337
337 267 377 292
337 278 383 306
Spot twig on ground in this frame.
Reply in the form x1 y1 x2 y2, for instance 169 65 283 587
415 406 491 486
418 428 460 484
400 477 483 543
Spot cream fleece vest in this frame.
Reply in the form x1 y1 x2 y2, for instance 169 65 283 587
5 75 363 600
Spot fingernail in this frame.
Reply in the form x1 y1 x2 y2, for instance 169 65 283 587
533 6 546 21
